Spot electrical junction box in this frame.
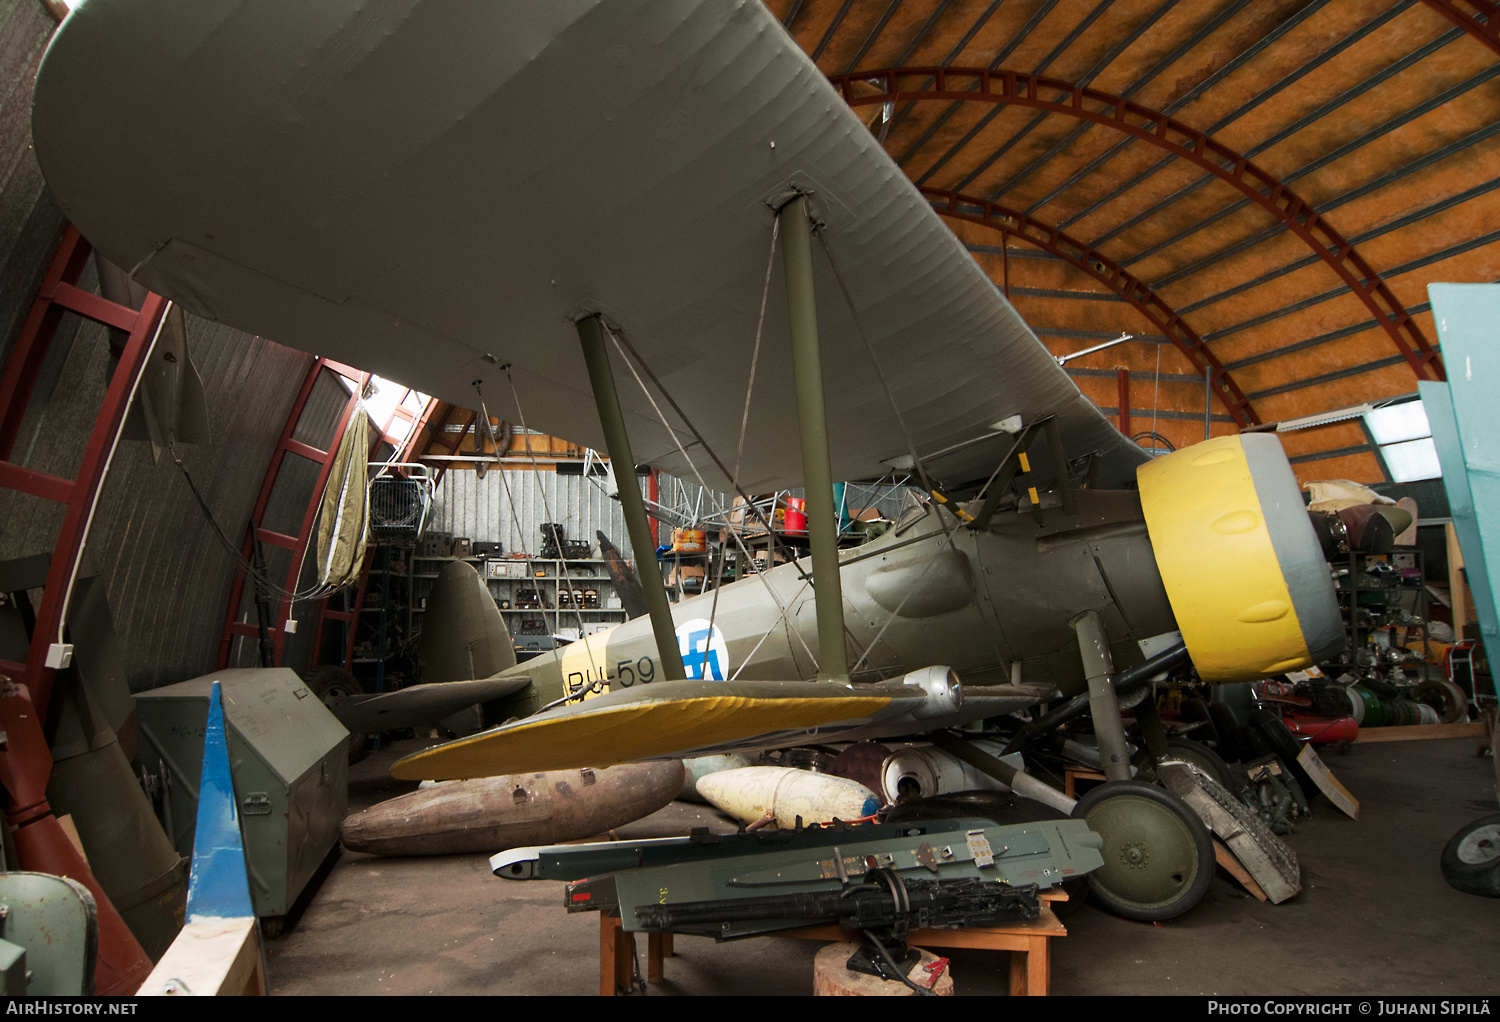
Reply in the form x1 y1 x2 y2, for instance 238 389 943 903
133 668 348 919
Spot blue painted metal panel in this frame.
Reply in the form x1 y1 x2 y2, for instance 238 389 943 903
1419 382 1499 652
184 681 255 921
1424 283 1500 676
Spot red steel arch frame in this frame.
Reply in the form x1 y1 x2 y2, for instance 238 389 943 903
308 387 438 671
216 358 371 670
828 67 1446 384
1421 0 1500 58
922 186 1261 427
0 224 160 992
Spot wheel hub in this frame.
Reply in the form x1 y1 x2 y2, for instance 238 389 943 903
1119 841 1150 869
1458 825 1500 866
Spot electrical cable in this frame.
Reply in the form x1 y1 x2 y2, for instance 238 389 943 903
168 442 349 605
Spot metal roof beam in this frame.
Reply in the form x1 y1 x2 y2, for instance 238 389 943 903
841 0 906 75
1091 23 1464 249
831 67 1444 381
893 0 1055 167
1202 230 1500 343
1247 356 1408 401
921 186 1260 425
1149 101 1500 290
811 0 856 62
1118 33 1487 267
991 0 1248 205
964 0 1179 197
1420 0 1500 55
886 0 1008 144
1032 0 1330 218
1289 443 1376 464
1175 174 1500 316
1054 1 1410 231
935 0 1117 190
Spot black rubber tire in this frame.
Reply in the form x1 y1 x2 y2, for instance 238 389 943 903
1207 701 1248 763
1178 697 1222 748
1440 814 1500 897
308 665 370 764
1249 708 1316 800
1071 780 1214 922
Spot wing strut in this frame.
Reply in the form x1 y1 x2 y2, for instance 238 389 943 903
577 315 688 682
782 196 849 683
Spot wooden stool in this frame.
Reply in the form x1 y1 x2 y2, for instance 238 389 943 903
598 913 673 995
812 941 953 996
1064 766 1106 798
785 894 1065 997
601 889 1068 996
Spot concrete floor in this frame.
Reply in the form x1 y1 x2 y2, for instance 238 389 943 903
263 734 1500 996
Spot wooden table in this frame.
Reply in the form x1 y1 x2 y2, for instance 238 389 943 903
598 889 1067 996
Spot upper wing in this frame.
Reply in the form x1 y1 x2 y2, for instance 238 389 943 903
33 0 1146 493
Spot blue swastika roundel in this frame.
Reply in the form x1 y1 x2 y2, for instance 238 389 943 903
675 619 730 681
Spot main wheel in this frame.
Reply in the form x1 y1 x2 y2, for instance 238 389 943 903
1072 780 1214 921
308 665 370 763
1440 814 1500 897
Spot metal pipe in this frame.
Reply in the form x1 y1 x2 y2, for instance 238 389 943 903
1205 365 1212 442
1056 332 1133 366
576 315 687 681
781 195 848 683
1071 610 1132 782
1001 642 1190 754
925 731 1076 815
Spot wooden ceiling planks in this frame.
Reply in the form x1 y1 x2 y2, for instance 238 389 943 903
767 0 1499 481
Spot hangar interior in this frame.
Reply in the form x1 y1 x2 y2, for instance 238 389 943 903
1 0 1498 998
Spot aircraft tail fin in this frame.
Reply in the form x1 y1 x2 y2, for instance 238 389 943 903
419 560 517 683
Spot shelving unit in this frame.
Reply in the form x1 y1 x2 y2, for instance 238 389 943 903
1332 548 1429 674
411 556 629 645
350 546 415 693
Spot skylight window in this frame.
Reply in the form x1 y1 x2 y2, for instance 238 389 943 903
1365 400 1441 483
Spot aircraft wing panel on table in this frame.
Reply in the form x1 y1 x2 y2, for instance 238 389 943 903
33 0 1147 493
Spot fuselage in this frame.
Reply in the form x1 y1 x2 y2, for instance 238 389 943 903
489 488 1179 720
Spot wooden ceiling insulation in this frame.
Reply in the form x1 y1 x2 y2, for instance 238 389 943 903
766 0 1500 483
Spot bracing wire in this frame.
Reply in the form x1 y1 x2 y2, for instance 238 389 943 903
815 224 1010 675
603 322 824 674
168 442 350 606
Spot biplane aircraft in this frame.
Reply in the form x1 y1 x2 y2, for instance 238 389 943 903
32 0 1346 920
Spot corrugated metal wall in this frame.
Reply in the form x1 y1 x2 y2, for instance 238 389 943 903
427 469 645 561
0 0 67 370
1 1 347 691
1 297 318 690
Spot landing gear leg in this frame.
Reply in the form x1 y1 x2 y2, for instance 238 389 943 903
1069 611 1213 921
1070 611 1131 782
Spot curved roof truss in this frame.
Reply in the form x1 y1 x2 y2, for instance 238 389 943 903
922 186 1260 426
828 67 1447 384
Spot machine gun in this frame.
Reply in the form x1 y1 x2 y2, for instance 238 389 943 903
635 870 1038 935
636 870 1039 989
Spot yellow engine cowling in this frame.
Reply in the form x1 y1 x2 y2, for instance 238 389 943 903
1138 434 1344 683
